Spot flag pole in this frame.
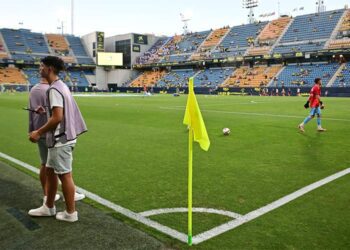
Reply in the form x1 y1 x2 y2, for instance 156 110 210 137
188 128 193 246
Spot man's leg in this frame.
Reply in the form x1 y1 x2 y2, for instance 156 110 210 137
55 145 78 222
317 108 326 131
299 108 316 132
59 173 76 213
28 167 57 217
299 115 314 132
39 164 47 196
45 167 58 208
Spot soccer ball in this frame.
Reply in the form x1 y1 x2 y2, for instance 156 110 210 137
222 128 230 135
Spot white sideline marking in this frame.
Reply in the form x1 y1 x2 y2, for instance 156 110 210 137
0 152 187 243
159 107 350 122
73 94 147 97
0 152 39 174
170 101 270 108
139 207 242 219
1 151 349 245
192 167 350 244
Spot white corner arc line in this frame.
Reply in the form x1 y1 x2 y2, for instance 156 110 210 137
139 207 242 219
192 167 350 245
1 151 349 245
0 152 188 243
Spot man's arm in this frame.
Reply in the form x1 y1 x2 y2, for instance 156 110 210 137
29 107 63 143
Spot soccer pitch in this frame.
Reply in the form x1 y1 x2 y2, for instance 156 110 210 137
0 93 349 249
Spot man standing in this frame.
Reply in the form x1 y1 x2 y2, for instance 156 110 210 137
28 56 87 222
28 78 85 204
298 78 326 133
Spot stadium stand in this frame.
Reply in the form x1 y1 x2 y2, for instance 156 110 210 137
22 68 84 87
169 30 211 55
75 57 94 64
0 34 9 59
211 22 268 58
200 27 230 50
160 54 191 63
247 17 291 56
190 27 230 60
22 68 40 85
65 35 88 56
223 65 282 87
273 41 325 54
69 71 90 86
157 69 195 87
258 17 292 42
160 35 182 55
275 63 339 87
328 39 350 49
247 46 271 56
328 10 350 49
279 10 344 43
0 67 27 84
0 37 6 52
61 56 77 64
136 37 170 64
1 29 28 53
338 9 350 33
130 70 166 87
22 30 49 54
272 10 344 55
46 34 69 54
194 67 234 87
333 62 350 87
65 35 94 64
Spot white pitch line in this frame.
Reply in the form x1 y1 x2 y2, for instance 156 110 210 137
139 207 242 219
170 101 271 108
0 152 188 243
0 152 39 174
1 151 349 245
159 107 350 122
192 167 350 245
73 94 147 98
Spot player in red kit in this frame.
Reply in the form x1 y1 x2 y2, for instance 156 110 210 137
298 78 326 132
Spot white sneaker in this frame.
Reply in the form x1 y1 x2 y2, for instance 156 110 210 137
62 192 85 202
28 204 56 216
298 124 305 132
56 210 78 222
74 192 85 201
317 127 327 132
43 194 60 204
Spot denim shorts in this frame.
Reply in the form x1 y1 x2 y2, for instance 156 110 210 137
46 144 75 174
310 107 321 116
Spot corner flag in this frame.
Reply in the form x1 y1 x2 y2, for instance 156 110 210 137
183 77 210 245
183 77 210 151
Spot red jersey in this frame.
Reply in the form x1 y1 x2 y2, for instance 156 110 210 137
309 84 321 108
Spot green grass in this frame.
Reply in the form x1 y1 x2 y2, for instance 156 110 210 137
0 92 349 249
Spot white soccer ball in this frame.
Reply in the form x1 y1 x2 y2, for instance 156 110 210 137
223 127 230 135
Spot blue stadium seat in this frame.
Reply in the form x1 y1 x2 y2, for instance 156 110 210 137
157 69 195 87
194 68 234 87
279 10 344 43
276 63 339 87
333 63 350 87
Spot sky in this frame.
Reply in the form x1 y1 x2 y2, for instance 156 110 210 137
0 0 348 37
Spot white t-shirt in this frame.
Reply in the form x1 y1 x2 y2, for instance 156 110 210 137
49 89 76 147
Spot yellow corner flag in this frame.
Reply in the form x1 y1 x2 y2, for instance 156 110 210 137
183 77 210 245
183 77 210 151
